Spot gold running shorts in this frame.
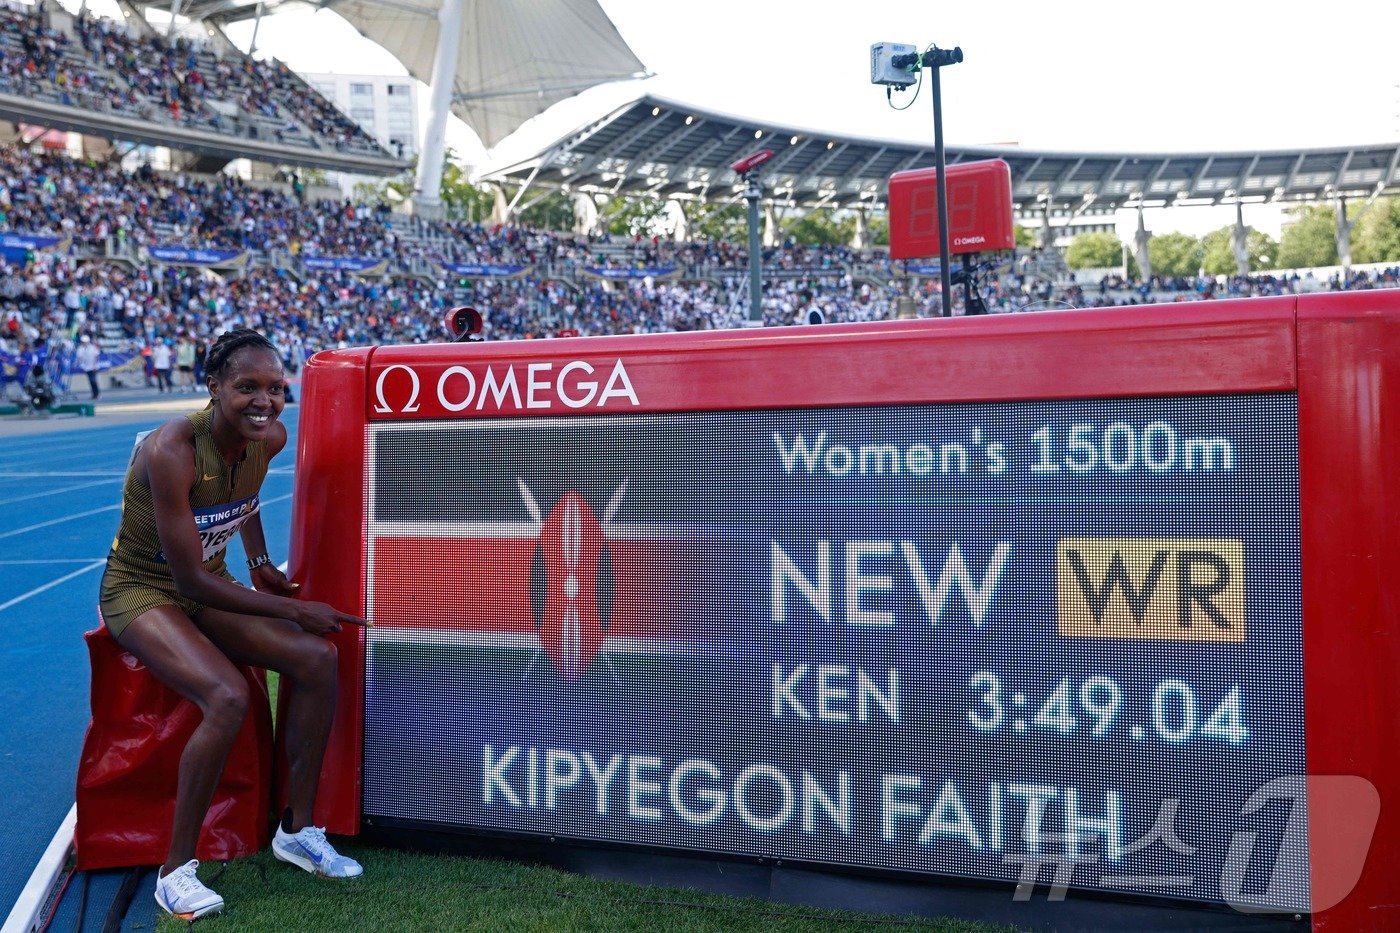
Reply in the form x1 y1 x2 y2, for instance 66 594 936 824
98 560 237 638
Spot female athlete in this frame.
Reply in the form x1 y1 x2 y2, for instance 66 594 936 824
98 327 366 920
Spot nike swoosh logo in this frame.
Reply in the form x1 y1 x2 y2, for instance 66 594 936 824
202 473 220 482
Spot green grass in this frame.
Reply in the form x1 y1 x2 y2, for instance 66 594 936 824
155 843 1013 932
243 682 1011 932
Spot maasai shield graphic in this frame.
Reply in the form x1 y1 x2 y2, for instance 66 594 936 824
531 491 611 679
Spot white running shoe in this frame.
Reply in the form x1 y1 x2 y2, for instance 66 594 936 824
154 860 225 920
272 824 364 878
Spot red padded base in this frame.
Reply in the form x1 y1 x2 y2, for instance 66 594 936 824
74 624 273 870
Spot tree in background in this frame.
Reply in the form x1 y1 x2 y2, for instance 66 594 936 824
689 201 747 243
1275 205 1338 269
1199 226 1278 275
1147 232 1204 278
438 160 496 222
1014 224 1038 248
1065 231 1124 269
870 214 890 247
783 208 856 246
517 191 576 232
352 151 494 223
283 166 329 190
350 174 397 206
599 195 670 238
1350 197 1400 264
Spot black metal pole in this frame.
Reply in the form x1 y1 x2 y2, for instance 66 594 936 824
744 173 763 325
931 61 952 319
962 252 974 313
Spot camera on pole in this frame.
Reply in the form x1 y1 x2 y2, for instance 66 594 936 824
871 41 964 317
731 149 774 327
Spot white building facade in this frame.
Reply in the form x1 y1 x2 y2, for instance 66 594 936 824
304 72 420 160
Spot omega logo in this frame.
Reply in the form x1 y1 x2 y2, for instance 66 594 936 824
373 359 640 415
373 364 421 413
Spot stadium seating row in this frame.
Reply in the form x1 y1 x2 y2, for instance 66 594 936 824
1 143 1396 400
0 4 386 158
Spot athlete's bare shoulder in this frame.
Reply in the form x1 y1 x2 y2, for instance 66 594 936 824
133 416 197 487
266 419 288 458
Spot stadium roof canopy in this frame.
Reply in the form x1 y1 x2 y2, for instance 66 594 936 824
149 0 649 149
478 93 1400 217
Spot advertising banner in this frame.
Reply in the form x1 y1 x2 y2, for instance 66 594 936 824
582 266 679 280
147 246 249 267
301 255 389 275
0 233 70 265
440 263 530 279
0 233 69 251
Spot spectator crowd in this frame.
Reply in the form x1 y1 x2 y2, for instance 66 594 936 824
0 2 383 155
2 142 1398 402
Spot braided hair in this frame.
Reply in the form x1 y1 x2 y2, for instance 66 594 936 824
205 328 277 380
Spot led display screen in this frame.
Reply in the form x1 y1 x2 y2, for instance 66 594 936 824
361 393 1305 912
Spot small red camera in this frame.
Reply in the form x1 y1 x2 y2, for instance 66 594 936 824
730 149 775 175
444 306 482 341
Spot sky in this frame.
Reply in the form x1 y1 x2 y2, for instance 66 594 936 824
60 0 1400 239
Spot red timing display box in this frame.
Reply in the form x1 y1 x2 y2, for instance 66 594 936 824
888 158 1015 259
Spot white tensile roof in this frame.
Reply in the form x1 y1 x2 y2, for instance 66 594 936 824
331 0 646 148
145 0 649 148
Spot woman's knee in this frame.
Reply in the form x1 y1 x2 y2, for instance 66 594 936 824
289 637 338 686
200 677 249 730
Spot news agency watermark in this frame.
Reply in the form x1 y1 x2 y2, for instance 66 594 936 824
1002 775 1379 915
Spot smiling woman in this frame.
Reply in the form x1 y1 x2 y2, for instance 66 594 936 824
93 327 368 921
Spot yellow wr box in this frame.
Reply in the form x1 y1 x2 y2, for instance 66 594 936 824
1057 538 1244 641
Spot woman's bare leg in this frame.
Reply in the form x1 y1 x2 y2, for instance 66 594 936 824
195 608 338 830
114 606 249 876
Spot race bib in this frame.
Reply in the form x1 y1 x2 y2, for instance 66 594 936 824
155 494 261 563
192 495 261 562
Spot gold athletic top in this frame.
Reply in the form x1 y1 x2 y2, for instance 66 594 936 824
107 406 270 575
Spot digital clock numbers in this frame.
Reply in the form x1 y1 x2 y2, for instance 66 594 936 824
968 671 1248 746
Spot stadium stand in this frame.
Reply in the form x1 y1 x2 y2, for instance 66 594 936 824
0 144 1397 402
0 1 398 172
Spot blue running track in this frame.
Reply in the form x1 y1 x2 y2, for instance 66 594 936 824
0 399 299 930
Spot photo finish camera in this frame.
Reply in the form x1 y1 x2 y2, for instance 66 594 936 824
870 42 919 88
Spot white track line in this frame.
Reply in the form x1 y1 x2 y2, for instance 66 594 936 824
0 479 120 507
0 506 121 540
0 472 126 479
0 561 105 614
0 559 107 565
1 804 75 933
